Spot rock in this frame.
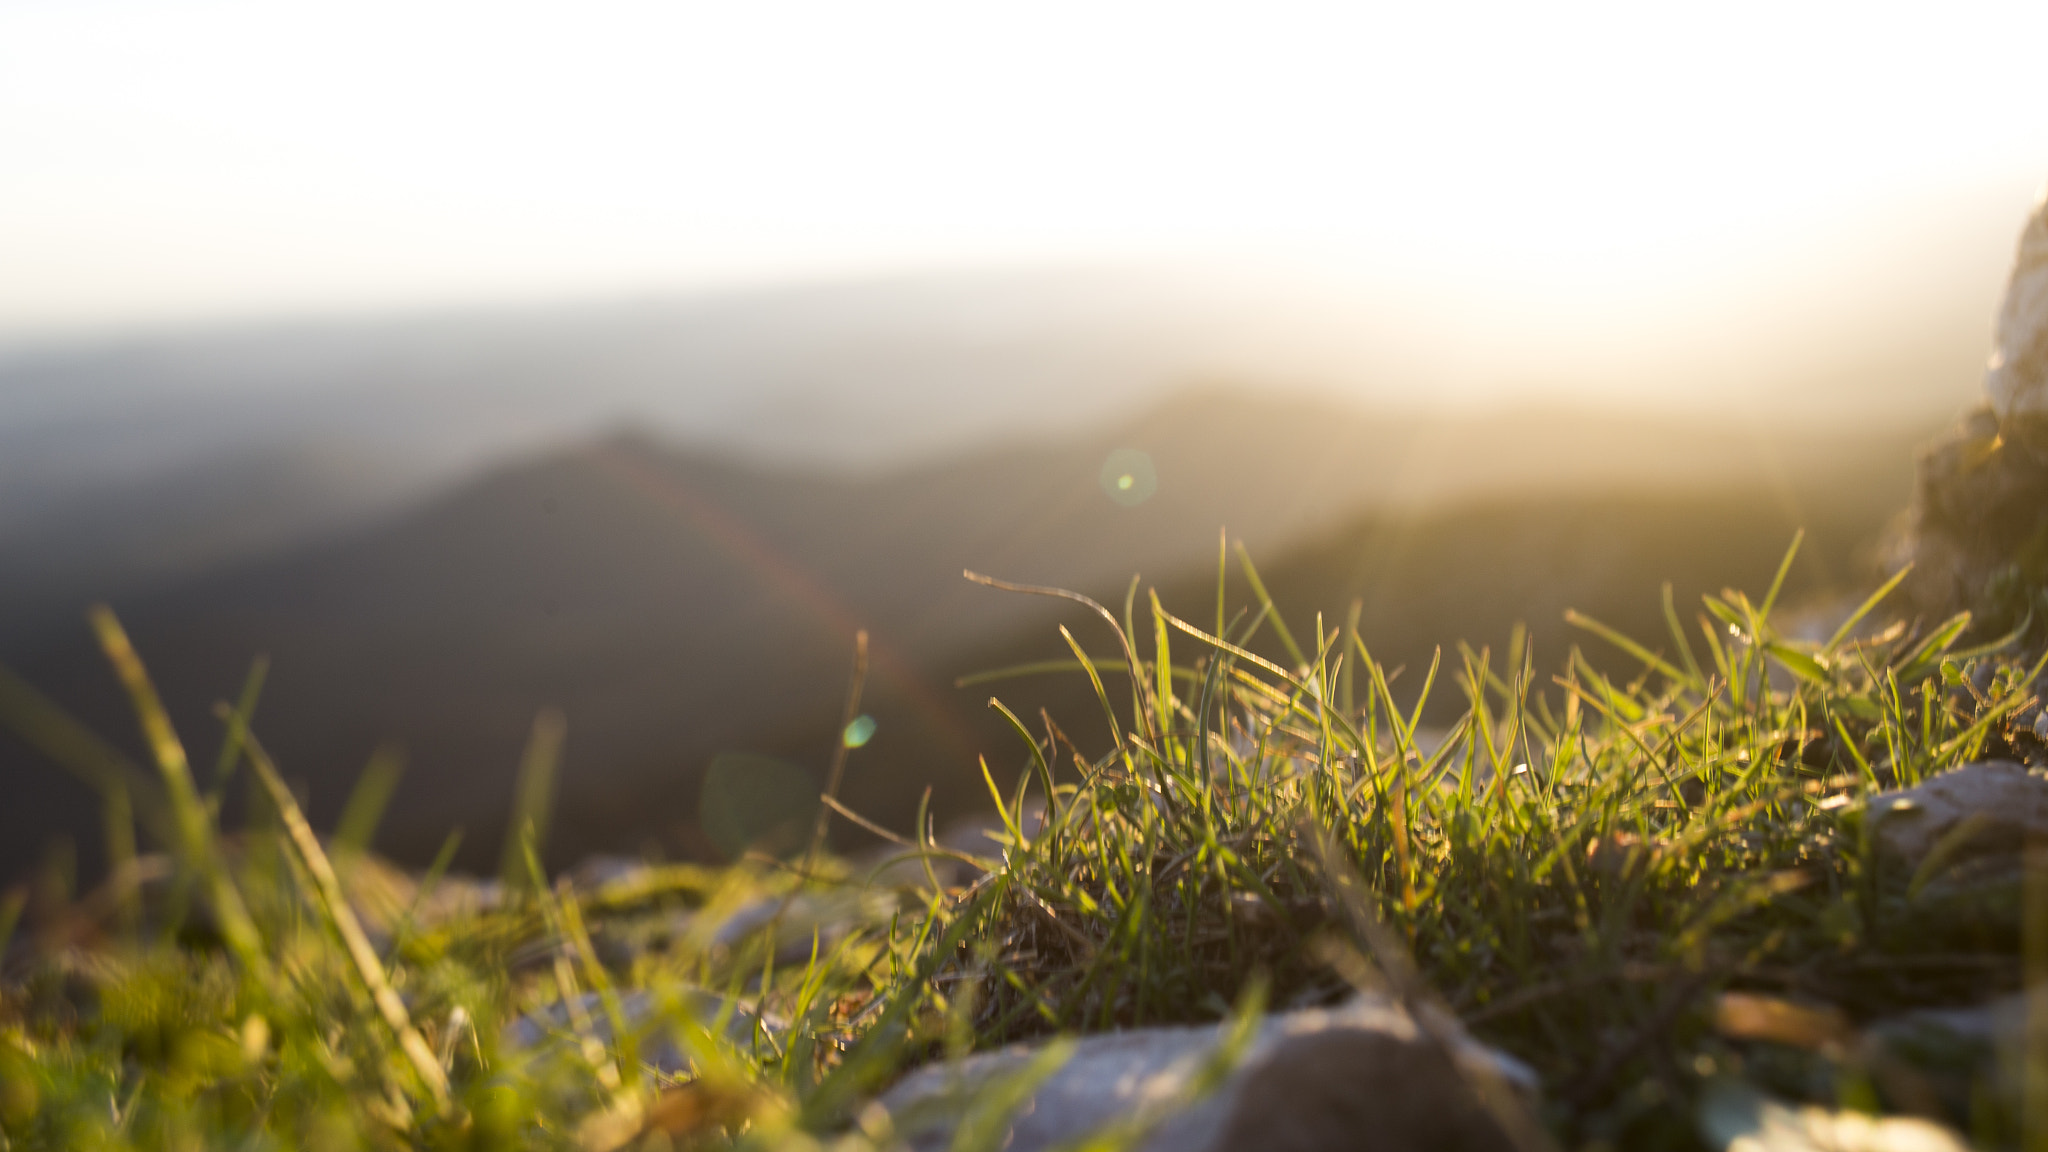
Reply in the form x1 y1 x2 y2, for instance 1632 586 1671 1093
573 886 900 973
694 889 894 957
1898 407 2048 621
1865 991 2037 1135
1695 1079 1970 1152
505 988 784 1075
566 854 658 892
876 994 1534 1152
1868 990 2027 1050
1988 190 2048 454
1901 191 2048 621
1867 760 2048 864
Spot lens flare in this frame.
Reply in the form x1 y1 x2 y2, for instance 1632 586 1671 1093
699 752 818 861
842 714 877 748
1099 448 1158 508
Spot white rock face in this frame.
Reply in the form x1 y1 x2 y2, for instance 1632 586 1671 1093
1987 191 2048 435
1868 760 2048 863
877 995 1534 1152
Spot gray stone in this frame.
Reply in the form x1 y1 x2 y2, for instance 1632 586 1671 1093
505 988 784 1075
1900 192 2048 620
1987 191 2048 451
1696 1079 1970 1152
877 994 1534 1152
1867 760 2048 864
1868 990 2025 1052
1865 991 2038 1132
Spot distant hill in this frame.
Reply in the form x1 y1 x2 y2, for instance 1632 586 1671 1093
0 261 1983 526
0 447 419 649
0 391 1936 883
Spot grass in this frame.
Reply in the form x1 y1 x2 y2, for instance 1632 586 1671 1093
0 533 2040 1150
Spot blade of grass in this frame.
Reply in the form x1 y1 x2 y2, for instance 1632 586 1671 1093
101 780 139 939
499 707 567 895
989 697 1058 821
0 659 172 846
1755 530 1804 626
1059 624 1130 766
1235 542 1305 670
90 607 265 973
209 655 268 789
1216 527 1228 640
1822 564 1912 656
382 826 463 962
1661 583 1709 692
1568 609 1687 685
0 886 25 959
1303 817 1558 1152
550 865 639 1092
332 745 405 861
954 657 1142 688
238 727 451 1111
965 570 1162 751
1341 599 1364 717
806 629 870 872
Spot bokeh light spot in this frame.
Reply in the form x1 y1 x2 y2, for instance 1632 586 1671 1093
1099 448 1158 508
842 713 877 748
699 752 818 861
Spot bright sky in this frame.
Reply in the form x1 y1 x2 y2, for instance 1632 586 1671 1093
3 0 2045 343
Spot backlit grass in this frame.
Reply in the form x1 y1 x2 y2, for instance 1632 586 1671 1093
0 534 2038 1150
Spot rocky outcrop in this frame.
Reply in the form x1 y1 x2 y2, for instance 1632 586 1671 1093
877 994 1534 1152
1902 191 2048 629
1987 198 2048 448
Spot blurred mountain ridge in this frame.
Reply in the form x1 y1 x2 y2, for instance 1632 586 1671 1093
0 263 1979 486
0 386 1936 884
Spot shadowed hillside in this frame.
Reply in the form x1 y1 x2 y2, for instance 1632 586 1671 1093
0 392 1935 882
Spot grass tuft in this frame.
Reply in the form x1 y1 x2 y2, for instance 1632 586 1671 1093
0 539 2038 1149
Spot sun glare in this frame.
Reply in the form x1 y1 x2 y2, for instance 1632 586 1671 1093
0 1 2043 342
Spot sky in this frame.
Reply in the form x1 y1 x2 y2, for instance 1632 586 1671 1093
3 0 2046 347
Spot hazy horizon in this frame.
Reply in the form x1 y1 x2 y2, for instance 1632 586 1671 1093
5 2 2045 355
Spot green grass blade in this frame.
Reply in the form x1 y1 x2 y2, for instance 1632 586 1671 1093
1150 589 1177 756
382 826 462 962
241 728 451 1110
1235 542 1305 670
807 630 871 872
0 886 25 960
1568 609 1687 684
954 657 1131 687
0 659 171 846
965 570 1161 751
499 706 567 894
332 745 405 861
990 696 1058 819
89 606 265 973
1822 563 1912 656
1216 527 1228 640
1895 611 1974 682
1059 624 1128 758
1765 642 1829 686
1755 529 1805 626
1661 582 1707 690
209 655 268 788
